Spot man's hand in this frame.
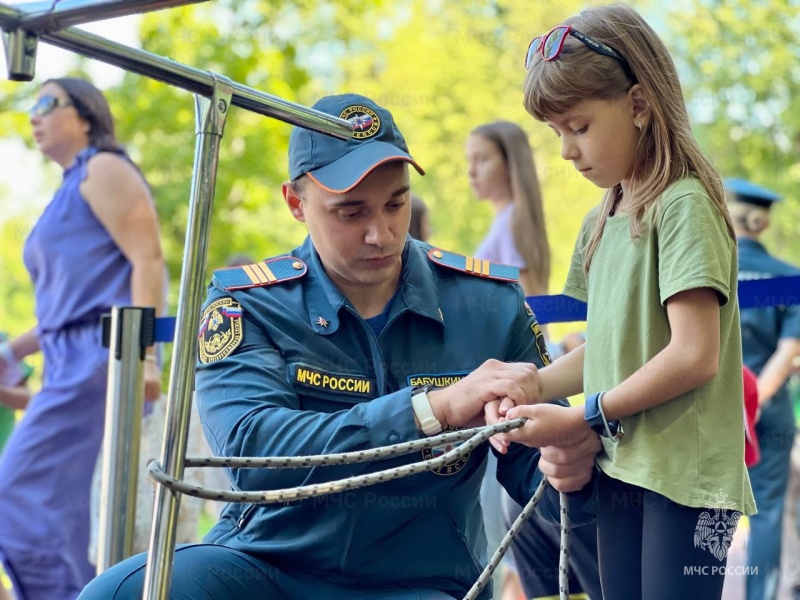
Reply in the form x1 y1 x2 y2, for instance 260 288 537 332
427 359 541 430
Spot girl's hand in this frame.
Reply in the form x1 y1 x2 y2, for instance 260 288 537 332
498 404 588 448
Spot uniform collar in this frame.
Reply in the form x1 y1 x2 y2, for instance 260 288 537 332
737 237 768 254
298 236 444 335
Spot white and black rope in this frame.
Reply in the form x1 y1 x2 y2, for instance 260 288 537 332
148 417 571 600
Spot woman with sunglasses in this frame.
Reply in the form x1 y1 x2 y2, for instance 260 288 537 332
0 77 164 600
492 5 755 599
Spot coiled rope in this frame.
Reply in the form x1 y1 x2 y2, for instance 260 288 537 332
148 417 571 600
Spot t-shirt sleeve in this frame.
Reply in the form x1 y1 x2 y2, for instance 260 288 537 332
562 212 594 302
657 191 735 306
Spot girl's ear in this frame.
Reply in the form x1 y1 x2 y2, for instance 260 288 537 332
628 84 651 128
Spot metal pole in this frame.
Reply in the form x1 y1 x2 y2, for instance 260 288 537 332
97 306 156 573
0 2 353 139
14 0 208 33
1 26 37 81
142 74 231 600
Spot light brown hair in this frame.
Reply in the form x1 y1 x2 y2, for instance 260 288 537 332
471 121 550 292
523 4 733 272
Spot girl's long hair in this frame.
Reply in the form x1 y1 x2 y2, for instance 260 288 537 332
471 121 550 292
523 4 733 272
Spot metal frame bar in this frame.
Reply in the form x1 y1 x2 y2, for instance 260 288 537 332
0 3 353 137
5 0 207 33
1 2 354 598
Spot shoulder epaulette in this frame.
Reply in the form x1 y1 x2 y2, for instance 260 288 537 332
215 256 307 291
426 248 518 282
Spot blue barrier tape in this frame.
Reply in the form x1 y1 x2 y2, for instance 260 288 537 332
155 316 177 343
527 274 800 325
152 275 800 335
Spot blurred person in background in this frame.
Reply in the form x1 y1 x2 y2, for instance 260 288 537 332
726 178 800 600
409 194 433 242
0 77 165 600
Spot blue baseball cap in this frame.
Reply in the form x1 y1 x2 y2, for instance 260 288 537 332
724 178 781 209
288 93 425 193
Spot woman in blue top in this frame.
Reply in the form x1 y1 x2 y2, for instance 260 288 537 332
0 78 164 600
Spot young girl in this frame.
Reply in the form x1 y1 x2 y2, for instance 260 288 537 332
497 5 756 599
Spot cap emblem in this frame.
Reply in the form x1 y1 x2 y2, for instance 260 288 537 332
340 105 380 140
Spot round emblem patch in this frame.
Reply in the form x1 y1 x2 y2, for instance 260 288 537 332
198 298 243 364
421 426 471 476
340 105 381 140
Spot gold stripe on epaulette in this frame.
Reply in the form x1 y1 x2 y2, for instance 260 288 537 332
242 264 261 284
242 264 265 284
482 260 490 275
255 262 277 283
466 256 474 272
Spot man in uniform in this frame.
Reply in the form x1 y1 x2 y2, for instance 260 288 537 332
80 94 600 599
726 179 800 600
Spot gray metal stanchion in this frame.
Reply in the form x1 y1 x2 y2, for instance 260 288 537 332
97 306 156 573
141 75 231 600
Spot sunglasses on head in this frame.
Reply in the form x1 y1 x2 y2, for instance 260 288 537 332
28 95 73 117
525 25 635 81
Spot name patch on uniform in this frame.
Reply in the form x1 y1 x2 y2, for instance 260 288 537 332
198 298 243 364
530 322 551 366
407 372 469 388
294 364 372 397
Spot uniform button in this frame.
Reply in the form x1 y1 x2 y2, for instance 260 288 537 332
388 432 399 444
292 261 303 270
432 250 443 259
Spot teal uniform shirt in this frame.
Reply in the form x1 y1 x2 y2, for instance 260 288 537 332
738 237 800 392
195 236 577 599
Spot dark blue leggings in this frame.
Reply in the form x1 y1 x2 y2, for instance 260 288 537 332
596 473 738 600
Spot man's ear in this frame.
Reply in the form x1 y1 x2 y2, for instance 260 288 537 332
282 182 306 223
628 84 651 128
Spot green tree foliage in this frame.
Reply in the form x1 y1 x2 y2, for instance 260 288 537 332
2 0 797 342
667 0 800 262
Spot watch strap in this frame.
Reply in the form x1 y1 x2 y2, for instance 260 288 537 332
411 386 443 436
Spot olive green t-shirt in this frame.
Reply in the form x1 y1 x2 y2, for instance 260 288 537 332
564 178 756 514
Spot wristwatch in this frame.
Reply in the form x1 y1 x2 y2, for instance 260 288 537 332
584 391 624 441
411 385 443 436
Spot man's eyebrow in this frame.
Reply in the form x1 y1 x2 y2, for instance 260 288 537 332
330 183 411 207
391 184 411 199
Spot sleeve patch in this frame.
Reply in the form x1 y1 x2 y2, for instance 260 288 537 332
530 322 552 366
198 298 244 364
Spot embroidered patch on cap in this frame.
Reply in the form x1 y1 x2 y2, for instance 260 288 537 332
340 105 381 140
198 298 243 364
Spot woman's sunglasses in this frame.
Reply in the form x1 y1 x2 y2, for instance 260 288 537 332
28 95 73 117
525 25 635 81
